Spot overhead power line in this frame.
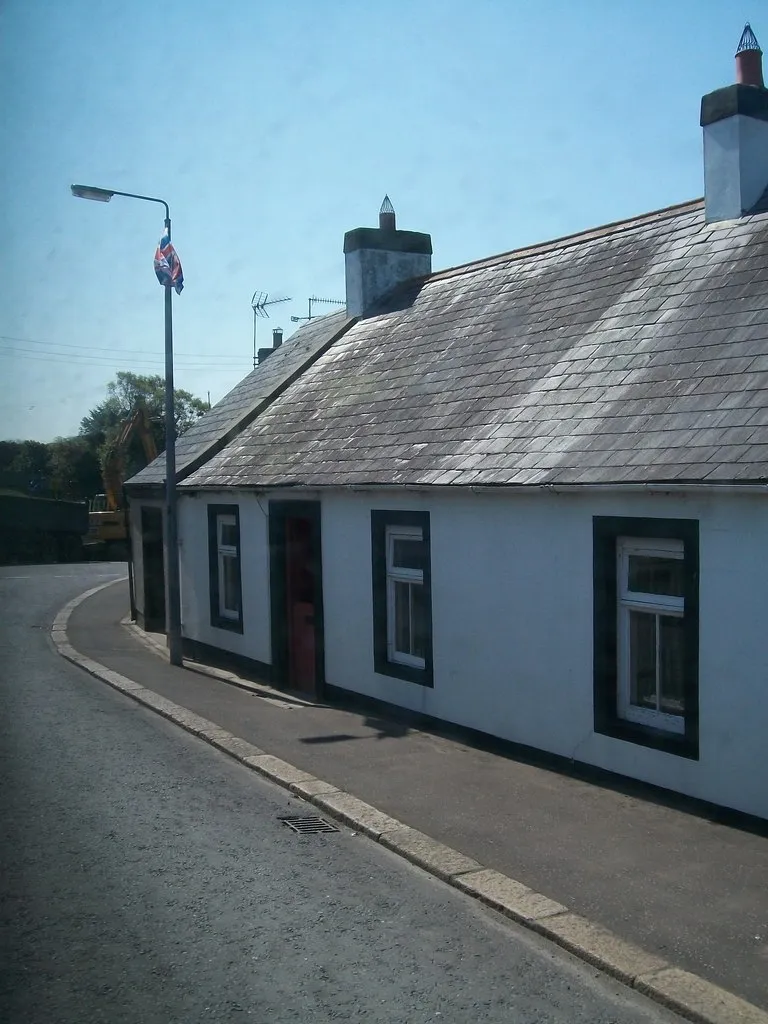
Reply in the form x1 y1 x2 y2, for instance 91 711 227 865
0 347 243 371
0 333 244 362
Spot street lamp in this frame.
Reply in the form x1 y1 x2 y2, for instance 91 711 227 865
71 183 183 666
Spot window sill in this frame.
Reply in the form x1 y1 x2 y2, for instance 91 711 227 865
210 614 244 634
597 717 698 760
389 651 426 672
374 656 433 688
620 707 685 736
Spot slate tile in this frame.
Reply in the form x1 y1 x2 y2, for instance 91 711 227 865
712 459 768 480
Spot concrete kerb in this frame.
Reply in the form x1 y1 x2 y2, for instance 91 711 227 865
52 582 768 1024
634 969 768 1024
122 616 315 710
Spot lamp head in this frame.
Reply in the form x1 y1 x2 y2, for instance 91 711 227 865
70 184 114 202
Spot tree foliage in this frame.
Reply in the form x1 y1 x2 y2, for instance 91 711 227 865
48 437 103 501
0 440 52 494
1 373 210 502
79 371 210 487
80 371 210 447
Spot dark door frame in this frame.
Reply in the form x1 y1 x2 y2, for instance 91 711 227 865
140 505 166 633
268 500 325 696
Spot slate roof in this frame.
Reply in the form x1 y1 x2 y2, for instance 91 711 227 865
126 311 352 489
181 199 768 490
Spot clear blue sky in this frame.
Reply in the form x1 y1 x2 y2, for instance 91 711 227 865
0 0 751 441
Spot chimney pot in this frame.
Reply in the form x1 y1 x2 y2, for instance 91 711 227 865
379 194 396 232
736 24 764 87
272 327 283 349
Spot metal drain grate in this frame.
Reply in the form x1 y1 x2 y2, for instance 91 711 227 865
279 815 340 834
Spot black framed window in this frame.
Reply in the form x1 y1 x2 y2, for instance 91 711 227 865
208 504 243 633
593 516 699 759
371 510 433 686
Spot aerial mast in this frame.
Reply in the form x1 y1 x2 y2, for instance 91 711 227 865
290 295 345 324
251 291 291 368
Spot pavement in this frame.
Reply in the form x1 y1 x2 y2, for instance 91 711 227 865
60 574 768 1023
5 564 689 1024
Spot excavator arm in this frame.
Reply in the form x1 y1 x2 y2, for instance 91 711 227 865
100 405 158 511
87 405 160 553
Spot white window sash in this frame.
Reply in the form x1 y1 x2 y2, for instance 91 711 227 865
216 514 239 619
618 538 684 602
386 526 423 574
386 578 426 669
385 525 425 668
217 514 237 550
616 537 685 735
621 594 685 616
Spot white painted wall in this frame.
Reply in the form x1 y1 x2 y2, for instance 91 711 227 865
177 491 272 664
318 488 768 820
703 113 768 221
171 484 768 819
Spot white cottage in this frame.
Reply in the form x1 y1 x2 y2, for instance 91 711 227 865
126 30 768 820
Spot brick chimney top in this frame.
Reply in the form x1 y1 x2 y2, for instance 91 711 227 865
736 23 764 87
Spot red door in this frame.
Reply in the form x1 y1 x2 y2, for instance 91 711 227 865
285 517 316 693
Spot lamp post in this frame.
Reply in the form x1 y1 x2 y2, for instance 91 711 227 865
71 184 183 666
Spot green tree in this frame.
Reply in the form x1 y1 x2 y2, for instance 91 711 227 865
79 371 210 491
2 440 52 494
48 437 102 501
80 371 209 446
0 441 27 493
0 441 22 471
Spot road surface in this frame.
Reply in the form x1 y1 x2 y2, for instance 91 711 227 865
0 564 684 1023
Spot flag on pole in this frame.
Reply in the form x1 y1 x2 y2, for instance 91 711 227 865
154 232 184 294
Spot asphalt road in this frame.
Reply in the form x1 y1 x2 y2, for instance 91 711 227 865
0 564 684 1024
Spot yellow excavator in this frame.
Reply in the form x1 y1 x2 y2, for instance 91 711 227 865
86 405 158 558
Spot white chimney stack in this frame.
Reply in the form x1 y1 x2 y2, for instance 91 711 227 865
702 24 768 222
344 196 432 316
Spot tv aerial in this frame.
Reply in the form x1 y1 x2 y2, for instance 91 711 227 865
290 295 345 324
251 291 291 368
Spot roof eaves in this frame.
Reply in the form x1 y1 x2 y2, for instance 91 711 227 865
175 476 768 493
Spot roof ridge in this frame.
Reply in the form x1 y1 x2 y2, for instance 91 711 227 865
428 197 704 283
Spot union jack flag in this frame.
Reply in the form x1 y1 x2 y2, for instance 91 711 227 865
154 232 184 294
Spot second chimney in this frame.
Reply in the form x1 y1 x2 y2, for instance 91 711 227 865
344 196 432 316
701 24 768 221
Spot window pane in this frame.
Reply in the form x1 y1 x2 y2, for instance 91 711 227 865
394 580 411 654
411 583 428 661
222 555 239 613
628 555 683 597
392 537 423 571
659 615 685 716
220 522 238 548
629 611 657 711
